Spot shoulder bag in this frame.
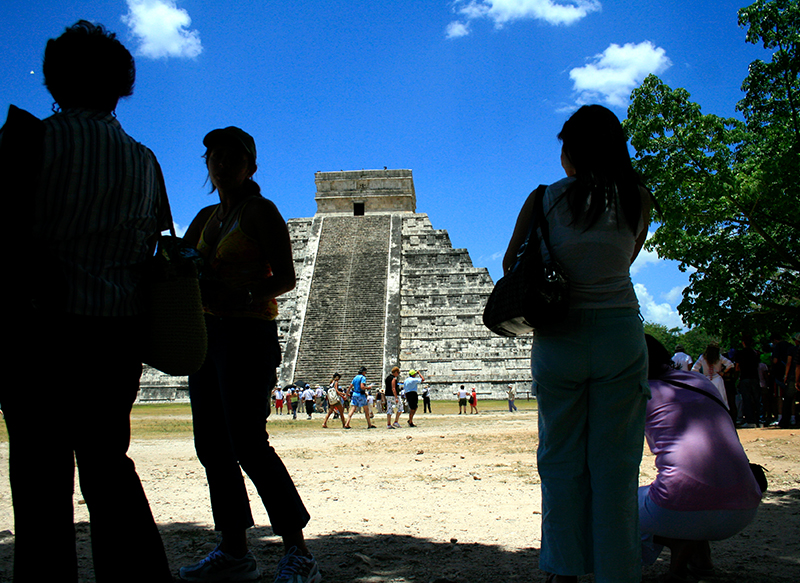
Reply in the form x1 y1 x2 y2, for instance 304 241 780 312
482 185 569 337
141 162 208 376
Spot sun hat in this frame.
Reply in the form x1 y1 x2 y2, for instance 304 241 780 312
409 369 417 376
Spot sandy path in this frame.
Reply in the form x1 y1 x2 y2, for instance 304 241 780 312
1 410 798 582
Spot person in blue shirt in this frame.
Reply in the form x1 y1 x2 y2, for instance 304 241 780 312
403 369 425 427
345 367 377 429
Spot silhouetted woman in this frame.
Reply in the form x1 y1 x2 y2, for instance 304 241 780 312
181 127 321 583
503 105 653 583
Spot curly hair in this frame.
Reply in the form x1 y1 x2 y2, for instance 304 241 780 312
43 20 135 111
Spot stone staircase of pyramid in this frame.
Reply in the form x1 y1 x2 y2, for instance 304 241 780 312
290 215 390 387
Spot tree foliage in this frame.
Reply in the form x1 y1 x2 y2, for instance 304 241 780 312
643 322 718 362
624 0 799 337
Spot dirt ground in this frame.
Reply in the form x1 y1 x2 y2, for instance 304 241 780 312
1 408 798 582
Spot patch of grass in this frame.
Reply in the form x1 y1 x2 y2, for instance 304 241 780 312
0 399 539 443
131 403 194 439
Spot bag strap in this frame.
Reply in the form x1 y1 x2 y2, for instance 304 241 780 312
532 184 558 264
515 185 548 263
667 378 729 411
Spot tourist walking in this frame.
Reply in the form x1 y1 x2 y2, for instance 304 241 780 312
404 369 425 426
0 21 172 582
181 126 320 582
322 373 347 428
469 387 479 414
274 387 285 415
314 385 324 413
302 384 315 419
503 105 652 582
285 386 297 420
345 367 377 428
385 367 403 428
455 385 468 414
507 384 518 412
422 384 432 413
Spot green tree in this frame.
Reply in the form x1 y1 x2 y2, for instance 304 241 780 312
643 321 718 361
624 0 799 337
643 322 682 352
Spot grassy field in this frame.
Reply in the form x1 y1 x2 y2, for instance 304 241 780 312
0 399 538 442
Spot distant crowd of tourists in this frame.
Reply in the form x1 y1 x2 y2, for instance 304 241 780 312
271 367 431 429
670 332 799 429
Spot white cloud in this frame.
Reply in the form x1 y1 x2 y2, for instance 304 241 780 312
663 285 684 304
634 283 684 329
122 0 202 59
569 41 671 107
630 230 660 275
446 21 471 38
446 0 601 38
173 222 188 238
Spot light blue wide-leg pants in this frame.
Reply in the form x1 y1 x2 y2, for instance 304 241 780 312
533 308 649 583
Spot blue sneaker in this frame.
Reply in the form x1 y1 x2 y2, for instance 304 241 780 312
179 545 260 582
273 547 322 583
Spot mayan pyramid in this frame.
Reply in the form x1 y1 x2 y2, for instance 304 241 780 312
275 169 532 399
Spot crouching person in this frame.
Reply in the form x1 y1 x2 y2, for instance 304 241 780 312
641 336 763 581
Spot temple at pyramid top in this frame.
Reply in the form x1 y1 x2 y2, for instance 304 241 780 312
314 169 416 215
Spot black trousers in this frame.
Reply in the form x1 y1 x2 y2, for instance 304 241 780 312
1 314 170 582
188 316 310 535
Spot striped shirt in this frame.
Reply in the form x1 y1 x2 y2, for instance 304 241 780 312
31 109 167 316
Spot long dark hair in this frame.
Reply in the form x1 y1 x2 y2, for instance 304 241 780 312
703 343 721 366
557 105 645 233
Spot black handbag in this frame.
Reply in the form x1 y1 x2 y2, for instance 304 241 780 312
483 185 569 337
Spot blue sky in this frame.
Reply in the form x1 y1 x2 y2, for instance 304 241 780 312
1 1 769 330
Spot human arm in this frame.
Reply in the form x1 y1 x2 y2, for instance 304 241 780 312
631 185 652 264
502 188 540 274
182 204 217 250
720 355 734 373
240 197 296 300
795 356 799 387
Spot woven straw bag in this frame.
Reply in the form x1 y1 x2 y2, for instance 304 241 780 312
142 234 208 376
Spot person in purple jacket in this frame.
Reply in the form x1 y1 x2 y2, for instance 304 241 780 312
641 336 763 581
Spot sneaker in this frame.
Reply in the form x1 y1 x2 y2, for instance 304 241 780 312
387 425 395 429
273 547 322 583
179 546 260 582
392 422 401 428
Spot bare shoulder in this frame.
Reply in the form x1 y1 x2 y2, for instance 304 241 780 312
184 204 218 246
194 204 218 222
243 196 285 224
